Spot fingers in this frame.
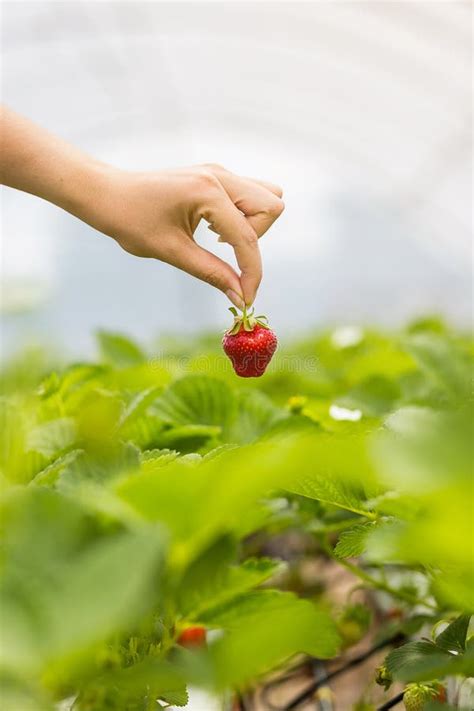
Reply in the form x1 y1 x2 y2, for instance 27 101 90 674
199 183 262 306
244 177 283 198
163 235 245 309
165 165 283 306
211 170 285 239
203 164 283 199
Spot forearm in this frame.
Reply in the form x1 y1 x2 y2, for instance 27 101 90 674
0 105 104 216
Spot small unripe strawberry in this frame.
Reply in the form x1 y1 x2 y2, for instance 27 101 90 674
177 625 206 648
375 664 393 691
222 307 277 377
403 682 447 710
337 603 372 648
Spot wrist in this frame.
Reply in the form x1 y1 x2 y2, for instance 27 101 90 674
53 156 111 216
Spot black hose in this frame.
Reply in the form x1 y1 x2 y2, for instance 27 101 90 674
281 635 404 710
377 691 405 710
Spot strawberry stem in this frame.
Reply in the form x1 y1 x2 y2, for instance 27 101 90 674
226 305 271 335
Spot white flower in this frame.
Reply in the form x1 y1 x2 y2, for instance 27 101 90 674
330 326 364 349
329 404 362 421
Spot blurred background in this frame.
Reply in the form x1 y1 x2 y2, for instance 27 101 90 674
1 1 472 358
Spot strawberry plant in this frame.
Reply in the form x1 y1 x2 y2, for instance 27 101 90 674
0 318 472 710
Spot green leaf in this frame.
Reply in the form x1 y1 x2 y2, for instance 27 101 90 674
26 417 76 458
153 424 222 452
84 657 187 708
177 535 237 617
182 555 283 621
0 682 49 711
202 444 239 461
278 432 380 516
117 386 162 431
152 375 237 429
57 442 140 491
161 687 189 707
189 591 340 689
335 376 400 417
49 365 111 418
140 448 180 471
45 531 164 662
435 614 471 654
368 491 422 520
227 390 285 444
384 405 447 438
116 442 291 564
334 522 379 558
37 371 60 398
260 414 321 441
285 463 374 517
96 331 145 367
0 488 165 677
432 569 474 613
120 414 165 449
404 333 472 402
405 316 448 335
29 449 82 487
384 640 472 682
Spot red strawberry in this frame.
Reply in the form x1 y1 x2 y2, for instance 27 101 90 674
177 625 206 648
222 307 277 377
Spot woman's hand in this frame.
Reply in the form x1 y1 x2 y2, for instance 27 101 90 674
85 163 284 307
1 107 284 307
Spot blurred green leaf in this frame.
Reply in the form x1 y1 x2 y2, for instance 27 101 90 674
227 390 285 444
404 333 472 402
152 424 222 452
140 447 180 468
152 375 236 429
335 376 400 417
117 386 162 431
432 569 474 612
184 556 283 622
57 442 140 491
116 443 290 565
79 657 187 709
282 433 378 516
30 449 82 487
0 488 165 678
96 331 146 367
193 591 340 689
26 417 76 457
334 521 381 558
405 316 449 335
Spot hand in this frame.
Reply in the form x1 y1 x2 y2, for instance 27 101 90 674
0 108 284 307
85 163 284 307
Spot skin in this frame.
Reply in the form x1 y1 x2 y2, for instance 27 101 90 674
0 106 284 307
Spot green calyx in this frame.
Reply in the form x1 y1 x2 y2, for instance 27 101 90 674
227 305 270 335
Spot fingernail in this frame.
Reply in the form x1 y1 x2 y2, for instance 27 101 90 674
226 289 245 309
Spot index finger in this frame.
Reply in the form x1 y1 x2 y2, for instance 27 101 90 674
200 183 262 305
